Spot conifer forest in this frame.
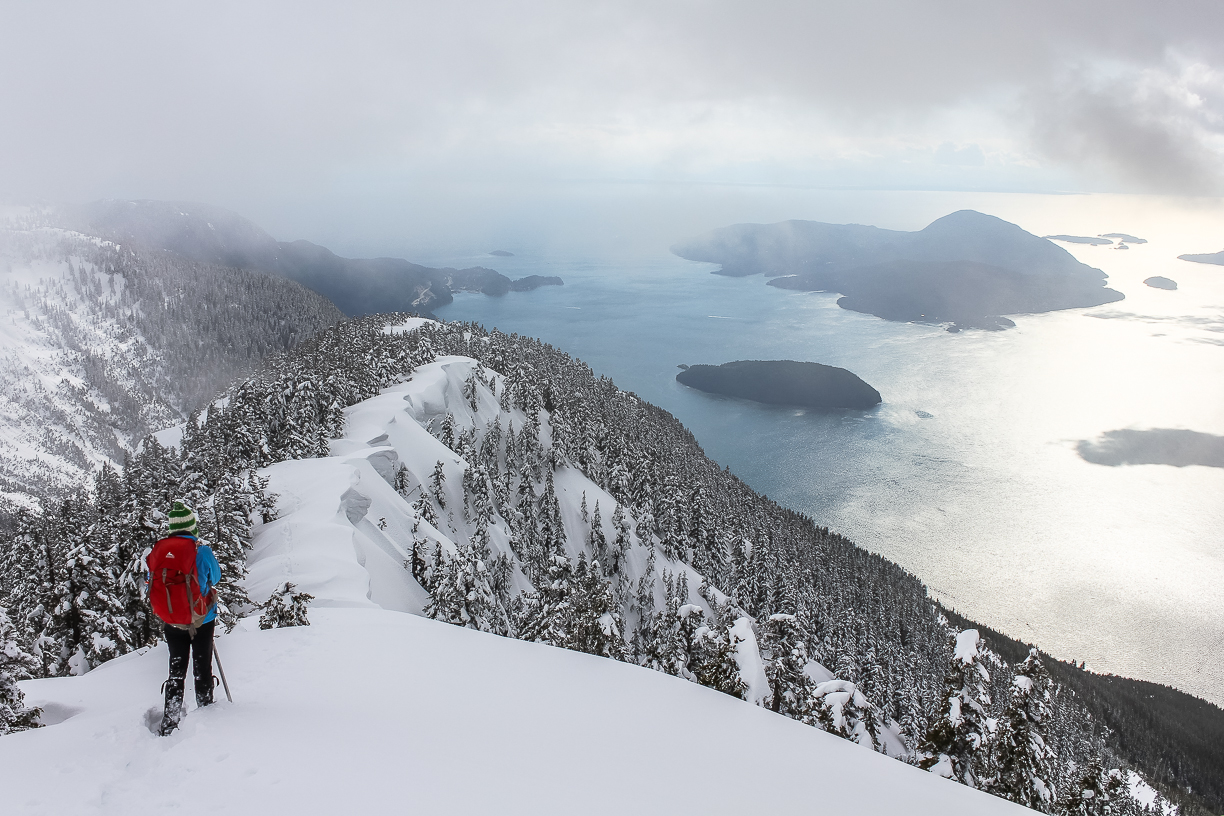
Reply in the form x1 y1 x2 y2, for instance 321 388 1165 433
2 300 1217 814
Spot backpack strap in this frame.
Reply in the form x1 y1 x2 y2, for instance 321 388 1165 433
162 568 174 614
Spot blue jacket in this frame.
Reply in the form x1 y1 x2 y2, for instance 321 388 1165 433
192 539 222 624
148 534 222 624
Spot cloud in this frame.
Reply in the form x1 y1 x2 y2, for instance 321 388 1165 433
0 0 1222 242
935 144 987 167
1077 429 1224 468
1026 56 1224 194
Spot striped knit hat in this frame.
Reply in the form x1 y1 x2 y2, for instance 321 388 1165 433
168 500 198 536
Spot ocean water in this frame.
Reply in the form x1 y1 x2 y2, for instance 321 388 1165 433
432 192 1224 704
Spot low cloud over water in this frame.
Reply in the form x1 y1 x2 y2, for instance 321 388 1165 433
1077 428 1224 468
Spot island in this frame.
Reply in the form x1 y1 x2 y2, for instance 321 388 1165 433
671 210 1124 331
1101 233 1147 244
1044 235 1113 246
676 360 881 410
1178 249 1224 266
1144 276 1177 290
509 275 564 291
489 249 515 257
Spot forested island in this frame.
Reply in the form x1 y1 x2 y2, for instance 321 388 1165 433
672 210 1124 331
676 360 882 409
509 274 563 291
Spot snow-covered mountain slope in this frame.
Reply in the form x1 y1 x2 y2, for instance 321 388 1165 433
0 315 1181 813
5 608 1030 816
244 339 779 710
0 222 342 505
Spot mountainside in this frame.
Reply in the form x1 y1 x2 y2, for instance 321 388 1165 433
671 211 1124 330
4 608 1032 816
0 314 1200 814
58 200 561 316
0 221 343 508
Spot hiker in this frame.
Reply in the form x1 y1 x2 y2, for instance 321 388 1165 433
147 500 222 736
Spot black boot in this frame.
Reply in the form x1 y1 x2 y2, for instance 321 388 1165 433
190 621 217 708
159 676 185 736
196 675 217 709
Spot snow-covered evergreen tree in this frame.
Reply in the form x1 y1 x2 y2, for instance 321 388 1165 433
1059 759 1146 816
57 523 133 671
0 606 41 734
425 542 508 636
759 613 817 719
258 583 314 629
517 552 576 647
920 629 993 787
564 554 626 660
986 648 1055 811
429 461 447 508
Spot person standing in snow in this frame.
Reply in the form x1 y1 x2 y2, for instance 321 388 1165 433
147 500 222 736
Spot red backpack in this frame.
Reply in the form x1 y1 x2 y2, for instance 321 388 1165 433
147 536 216 630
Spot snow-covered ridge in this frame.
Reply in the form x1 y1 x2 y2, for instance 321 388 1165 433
246 352 783 707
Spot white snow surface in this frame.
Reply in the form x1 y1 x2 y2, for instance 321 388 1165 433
381 316 435 334
5 609 1031 815
2 352 1033 814
954 628 981 664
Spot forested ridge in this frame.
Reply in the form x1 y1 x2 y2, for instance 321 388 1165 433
0 314 1215 814
943 610 1224 814
0 226 343 505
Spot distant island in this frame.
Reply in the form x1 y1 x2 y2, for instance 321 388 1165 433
509 275 563 291
489 249 515 257
1144 276 1177 290
676 360 881 410
1179 249 1224 266
1101 233 1147 244
671 210 1124 331
1045 235 1113 246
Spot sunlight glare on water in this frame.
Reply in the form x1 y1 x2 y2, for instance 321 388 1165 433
434 191 1224 704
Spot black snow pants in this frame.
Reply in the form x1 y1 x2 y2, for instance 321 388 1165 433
160 620 217 735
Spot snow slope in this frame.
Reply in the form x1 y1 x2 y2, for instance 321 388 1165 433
4 608 1031 816
2 341 1028 813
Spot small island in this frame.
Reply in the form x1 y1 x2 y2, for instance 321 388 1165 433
1144 276 1177 290
1101 233 1147 244
676 360 882 410
1044 235 1113 245
489 249 515 257
509 275 563 291
1178 249 1224 266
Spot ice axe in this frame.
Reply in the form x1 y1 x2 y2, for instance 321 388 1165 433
213 644 233 703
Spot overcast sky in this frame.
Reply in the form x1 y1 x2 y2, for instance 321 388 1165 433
2 1 1221 254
